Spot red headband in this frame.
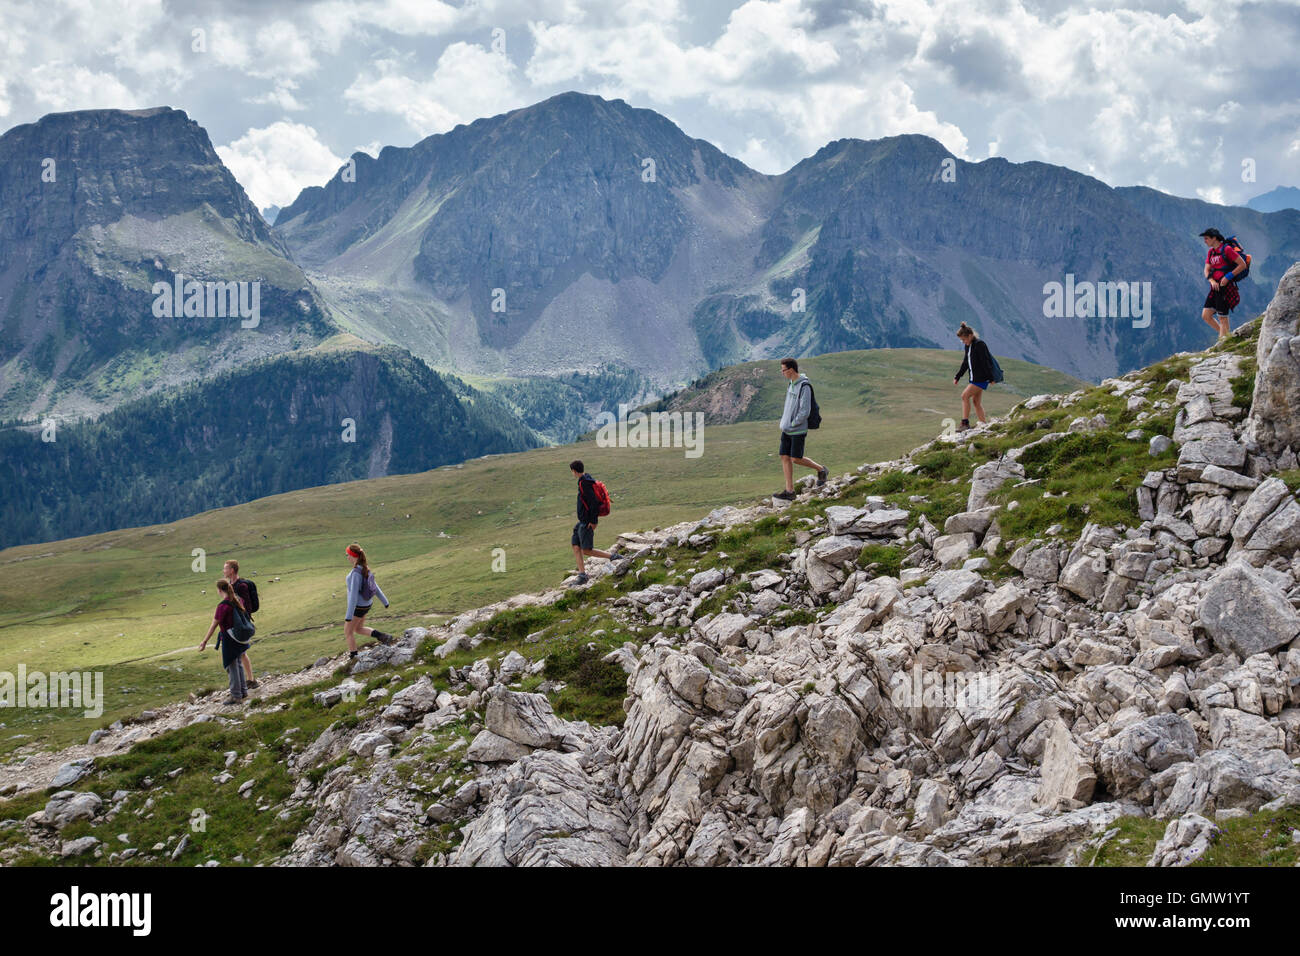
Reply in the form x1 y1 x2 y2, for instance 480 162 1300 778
346 546 361 557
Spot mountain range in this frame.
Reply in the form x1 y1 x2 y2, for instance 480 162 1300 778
1248 186 1300 213
275 92 1300 385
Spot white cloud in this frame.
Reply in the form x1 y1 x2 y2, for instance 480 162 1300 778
216 121 346 209
1197 186 1225 204
26 64 142 111
250 80 306 111
734 136 782 173
344 42 523 134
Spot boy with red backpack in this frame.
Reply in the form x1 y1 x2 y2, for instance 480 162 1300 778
1199 228 1250 338
569 460 621 585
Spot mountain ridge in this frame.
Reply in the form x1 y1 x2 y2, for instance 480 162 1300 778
272 92 1300 386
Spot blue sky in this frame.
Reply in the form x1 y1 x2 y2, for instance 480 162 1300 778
1 0 1296 210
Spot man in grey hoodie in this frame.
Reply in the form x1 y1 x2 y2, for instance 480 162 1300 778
775 357 827 500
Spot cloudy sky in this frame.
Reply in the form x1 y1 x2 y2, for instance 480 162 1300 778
1 0 1296 211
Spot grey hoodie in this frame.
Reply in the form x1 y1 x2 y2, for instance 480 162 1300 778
780 374 812 435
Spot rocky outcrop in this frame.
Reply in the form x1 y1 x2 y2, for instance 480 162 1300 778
1245 262 1300 458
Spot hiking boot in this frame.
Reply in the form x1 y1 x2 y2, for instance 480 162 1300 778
372 631 394 646
221 696 243 706
773 489 797 501
573 572 589 586
246 679 260 689
349 650 359 659
956 422 972 432
607 548 623 561
816 467 829 486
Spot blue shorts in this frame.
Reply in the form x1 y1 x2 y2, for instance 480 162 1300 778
969 381 989 390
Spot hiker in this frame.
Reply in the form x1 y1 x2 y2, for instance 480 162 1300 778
569 460 621 585
1200 228 1247 338
222 560 259 689
775 358 827 500
344 544 394 657
953 323 994 431
198 578 253 705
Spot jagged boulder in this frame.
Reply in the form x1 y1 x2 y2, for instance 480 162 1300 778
968 459 1024 511
34 791 103 829
1147 814 1219 867
1037 719 1096 809
1095 714 1198 801
1245 262 1300 456
1198 562 1300 658
455 748 628 867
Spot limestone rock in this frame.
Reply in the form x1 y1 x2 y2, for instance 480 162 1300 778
1198 562 1300 658
1245 262 1300 455
1147 814 1219 867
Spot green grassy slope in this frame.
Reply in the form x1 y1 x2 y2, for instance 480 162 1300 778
0 348 1079 751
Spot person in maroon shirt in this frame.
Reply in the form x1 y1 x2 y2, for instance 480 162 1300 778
222 560 258 689
1199 228 1246 338
199 578 250 704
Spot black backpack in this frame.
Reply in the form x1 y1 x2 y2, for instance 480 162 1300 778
802 381 822 430
1222 236 1251 281
238 578 260 614
226 601 256 644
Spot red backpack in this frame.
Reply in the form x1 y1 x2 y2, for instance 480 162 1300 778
590 478 612 517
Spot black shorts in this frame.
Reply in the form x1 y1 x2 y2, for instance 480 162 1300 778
779 432 806 459
353 603 371 619
1203 287 1234 315
571 522 595 550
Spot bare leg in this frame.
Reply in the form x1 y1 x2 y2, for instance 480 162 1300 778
582 548 612 560
781 455 794 492
791 455 823 474
1201 308 1220 333
241 653 253 682
344 618 358 653
573 543 586 574
970 389 987 424
961 384 980 421
1217 314 1230 337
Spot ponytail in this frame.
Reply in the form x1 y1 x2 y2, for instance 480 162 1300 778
346 543 369 575
217 578 244 610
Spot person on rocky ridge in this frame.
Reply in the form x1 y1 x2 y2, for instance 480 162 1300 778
953 323 993 431
222 559 258 690
569 460 621 585
774 358 828 501
198 577 251 705
344 543 394 657
1199 227 1247 339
